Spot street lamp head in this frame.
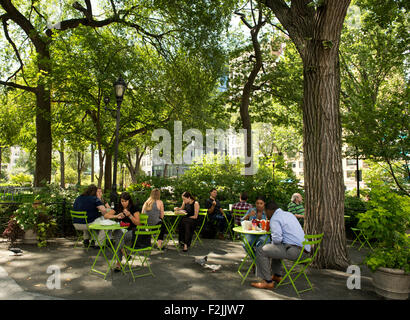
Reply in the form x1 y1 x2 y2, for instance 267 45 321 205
114 76 127 102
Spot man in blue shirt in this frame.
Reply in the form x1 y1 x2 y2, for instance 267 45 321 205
73 184 117 248
251 201 311 289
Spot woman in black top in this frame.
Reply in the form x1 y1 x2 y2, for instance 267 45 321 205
113 192 142 271
176 191 199 252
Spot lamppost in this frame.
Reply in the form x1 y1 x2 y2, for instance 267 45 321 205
105 76 127 205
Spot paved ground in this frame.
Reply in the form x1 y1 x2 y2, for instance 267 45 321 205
0 236 382 301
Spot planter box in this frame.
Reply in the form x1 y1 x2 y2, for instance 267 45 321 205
372 267 410 300
23 229 37 244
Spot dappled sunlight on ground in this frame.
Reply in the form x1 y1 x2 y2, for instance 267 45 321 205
0 237 381 300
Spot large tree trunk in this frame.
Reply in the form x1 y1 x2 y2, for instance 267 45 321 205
302 42 347 269
34 83 52 187
263 0 351 270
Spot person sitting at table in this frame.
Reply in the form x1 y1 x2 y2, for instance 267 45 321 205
96 187 111 211
251 200 311 289
288 193 305 227
241 196 270 255
112 192 144 272
205 188 231 240
232 192 253 226
176 191 199 252
142 188 166 249
73 184 116 248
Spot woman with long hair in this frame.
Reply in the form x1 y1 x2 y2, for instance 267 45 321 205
142 188 166 249
112 192 143 271
176 191 199 252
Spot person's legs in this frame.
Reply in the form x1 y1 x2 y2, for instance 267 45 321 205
242 234 257 255
73 223 91 246
178 219 185 245
184 218 196 248
113 229 132 267
255 243 288 281
156 221 166 248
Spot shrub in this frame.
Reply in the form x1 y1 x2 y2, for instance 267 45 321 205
357 180 410 272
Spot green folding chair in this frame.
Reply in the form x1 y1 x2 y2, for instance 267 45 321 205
192 208 208 247
123 224 161 281
350 227 373 250
222 207 235 240
70 210 93 250
231 208 249 241
139 214 149 225
276 233 324 297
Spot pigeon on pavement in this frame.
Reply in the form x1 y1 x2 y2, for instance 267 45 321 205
8 248 23 256
194 256 208 266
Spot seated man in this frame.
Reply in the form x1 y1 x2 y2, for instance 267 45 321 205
73 184 115 248
288 193 305 227
251 201 310 289
205 188 231 240
232 192 253 226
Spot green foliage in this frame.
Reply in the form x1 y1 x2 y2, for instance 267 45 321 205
362 160 409 196
9 173 33 186
341 2 409 195
344 194 368 234
127 157 301 208
357 180 410 271
364 242 410 273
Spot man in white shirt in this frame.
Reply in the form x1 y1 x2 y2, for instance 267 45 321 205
251 201 310 289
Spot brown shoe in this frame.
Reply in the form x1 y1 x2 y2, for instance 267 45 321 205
251 280 274 289
272 275 283 283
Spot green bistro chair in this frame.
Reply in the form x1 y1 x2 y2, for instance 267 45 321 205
123 224 161 281
192 208 208 247
70 210 93 250
222 206 235 240
139 214 149 225
350 227 373 250
231 208 249 241
276 233 324 297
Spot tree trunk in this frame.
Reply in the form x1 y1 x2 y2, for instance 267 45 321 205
238 4 265 176
302 43 348 269
262 0 351 270
96 147 104 188
34 83 52 187
59 140 65 188
104 153 112 193
77 152 85 186
91 144 94 183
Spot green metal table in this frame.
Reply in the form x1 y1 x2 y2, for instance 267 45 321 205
88 223 128 279
233 226 270 285
162 211 185 251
